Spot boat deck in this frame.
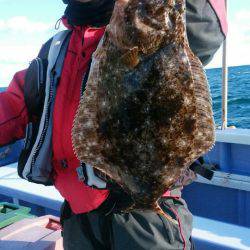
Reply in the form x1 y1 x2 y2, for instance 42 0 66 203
1 162 250 250
0 164 63 214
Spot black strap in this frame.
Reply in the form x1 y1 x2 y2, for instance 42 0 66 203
189 157 215 180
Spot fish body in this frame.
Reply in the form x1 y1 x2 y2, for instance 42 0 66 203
72 0 215 215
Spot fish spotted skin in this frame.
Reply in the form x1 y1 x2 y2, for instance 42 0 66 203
72 0 215 214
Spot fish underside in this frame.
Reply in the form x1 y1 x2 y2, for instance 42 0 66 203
72 0 215 217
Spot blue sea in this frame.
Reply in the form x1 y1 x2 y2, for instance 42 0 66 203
1 65 250 129
206 65 250 129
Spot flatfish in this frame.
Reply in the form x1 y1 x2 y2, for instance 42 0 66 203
72 0 215 217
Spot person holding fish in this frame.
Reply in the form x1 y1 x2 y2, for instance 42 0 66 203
0 0 227 249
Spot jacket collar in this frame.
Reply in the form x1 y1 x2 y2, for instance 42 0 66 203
61 16 106 31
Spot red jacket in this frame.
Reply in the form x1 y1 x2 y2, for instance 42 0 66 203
0 19 109 214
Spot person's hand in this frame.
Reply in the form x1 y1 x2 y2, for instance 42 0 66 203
106 181 134 213
76 162 134 213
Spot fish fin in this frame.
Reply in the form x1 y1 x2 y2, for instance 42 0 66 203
121 47 139 68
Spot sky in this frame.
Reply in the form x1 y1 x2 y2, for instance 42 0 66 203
0 0 250 86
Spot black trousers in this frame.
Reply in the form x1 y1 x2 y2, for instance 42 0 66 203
60 194 194 250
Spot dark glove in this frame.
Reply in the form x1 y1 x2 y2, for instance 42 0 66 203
76 162 134 213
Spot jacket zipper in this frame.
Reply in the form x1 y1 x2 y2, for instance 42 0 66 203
29 70 55 177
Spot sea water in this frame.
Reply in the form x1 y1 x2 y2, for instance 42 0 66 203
1 65 250 129
206 65 250 129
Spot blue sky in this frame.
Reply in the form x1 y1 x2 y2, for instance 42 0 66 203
0 0 65 22
0 0 250 86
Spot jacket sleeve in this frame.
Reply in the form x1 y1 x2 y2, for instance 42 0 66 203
186 0 228 66
0 69 29 147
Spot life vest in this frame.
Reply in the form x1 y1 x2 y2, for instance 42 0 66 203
18 30 71 185
17 29 115 189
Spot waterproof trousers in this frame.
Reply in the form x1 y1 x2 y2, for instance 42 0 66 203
60 194 194 250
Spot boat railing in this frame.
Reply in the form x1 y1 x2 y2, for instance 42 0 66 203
221 0 228 129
